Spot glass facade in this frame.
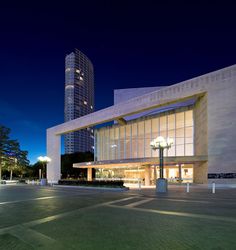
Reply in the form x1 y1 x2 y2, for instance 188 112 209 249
95 164 194 184
95 108 194 161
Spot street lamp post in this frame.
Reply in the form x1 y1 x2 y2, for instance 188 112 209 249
37 156 51 184
150 136 174 193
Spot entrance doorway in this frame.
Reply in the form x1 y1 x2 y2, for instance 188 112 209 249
95 164 193 186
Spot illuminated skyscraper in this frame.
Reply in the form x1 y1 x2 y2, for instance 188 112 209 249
64 49 94 153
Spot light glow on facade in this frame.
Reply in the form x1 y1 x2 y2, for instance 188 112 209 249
95 109 194 161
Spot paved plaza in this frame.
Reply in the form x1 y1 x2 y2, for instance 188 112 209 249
0 184 236 249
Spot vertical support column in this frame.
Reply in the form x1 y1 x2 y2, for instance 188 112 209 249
47 129 61 183
144 165 151 186
94 130 97 161
166 168 169 179
39 169 41 180
153 165 157 181
87 168 92 181
159 148 164 178
178 164 182 183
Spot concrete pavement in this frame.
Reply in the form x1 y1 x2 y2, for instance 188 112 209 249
0 184 236 249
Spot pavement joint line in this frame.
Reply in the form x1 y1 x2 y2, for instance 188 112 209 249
136 194 236 203
125 198 154 207
106 204 236 223
0 192 107 206
104 196 137 205
0 196 59 205
0 186 117 199
132 194 214 204
156 198 210 204
0 196 138 235
9 225 56 248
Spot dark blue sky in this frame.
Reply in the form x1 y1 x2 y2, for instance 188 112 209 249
0 1 235 163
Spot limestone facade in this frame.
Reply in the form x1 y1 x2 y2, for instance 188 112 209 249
47 65 236 184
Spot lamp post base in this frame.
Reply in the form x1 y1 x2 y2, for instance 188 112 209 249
156 178 168 193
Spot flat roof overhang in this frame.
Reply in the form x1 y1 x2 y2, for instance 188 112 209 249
48 91 206 136
73 156 208 169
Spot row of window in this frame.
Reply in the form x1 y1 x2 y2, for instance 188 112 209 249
95 109 194 161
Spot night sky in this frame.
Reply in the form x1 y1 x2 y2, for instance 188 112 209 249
0 1 235 163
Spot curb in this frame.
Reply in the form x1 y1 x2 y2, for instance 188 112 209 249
53 185 129 192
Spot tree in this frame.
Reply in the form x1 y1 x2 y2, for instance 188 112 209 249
29 161 42 178
7 141 29 179
61 152 94 179
0 125 29 180
0 125 11 180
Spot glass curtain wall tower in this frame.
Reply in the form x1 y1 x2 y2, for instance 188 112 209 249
64 49 94 153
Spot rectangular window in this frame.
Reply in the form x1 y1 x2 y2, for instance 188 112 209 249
151 117 159 157
167 145 175 156
94 130 98 161
114 127 119 159
125 124 131 159
100 129 104 160
137 121 144 158
109 127 115 160
185 144 193 156
151 118 159 139
131 123 138 158
160 116 167 156
145 119 151 158
168 114 175 130
104 129 109 160
176 128 184 145
185 126 193 144
160 116 167 131
119 126 125 159
176 112 185 128
185 110 193 127
176 145 185 156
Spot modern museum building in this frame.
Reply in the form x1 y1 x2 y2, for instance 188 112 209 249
47 65 236 185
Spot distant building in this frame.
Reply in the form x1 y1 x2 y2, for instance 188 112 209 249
64 49 94 153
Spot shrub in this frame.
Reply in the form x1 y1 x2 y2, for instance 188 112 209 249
58 179 124 188
18 179 26 183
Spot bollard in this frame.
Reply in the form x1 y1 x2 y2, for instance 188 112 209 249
186 182 190 193
138 178 141 190
212 182 215 194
